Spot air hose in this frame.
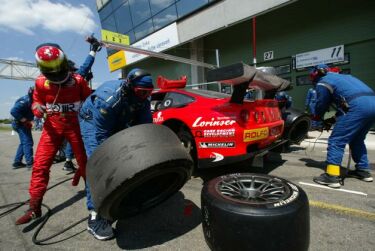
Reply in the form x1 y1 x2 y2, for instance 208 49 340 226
0 175 88 245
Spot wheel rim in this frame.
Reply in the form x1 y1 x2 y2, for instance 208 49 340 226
217 174 291 204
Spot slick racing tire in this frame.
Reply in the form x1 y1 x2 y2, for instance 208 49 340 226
87 124 193 221
201 173 309 251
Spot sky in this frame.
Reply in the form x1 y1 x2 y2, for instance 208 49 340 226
0 0 120 119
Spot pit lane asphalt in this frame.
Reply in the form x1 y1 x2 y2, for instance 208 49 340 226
0 130 374 251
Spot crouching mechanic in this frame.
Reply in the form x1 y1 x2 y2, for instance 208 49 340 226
79 68 154 240
15 43 91 225
311 64 375 188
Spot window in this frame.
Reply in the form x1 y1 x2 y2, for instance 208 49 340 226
161 92 195 109
101 15 117 32
98 2 113 20
153 5 177 30
296 75 312 86
114 1 133 34
176 0 208 18
134 20 154 41
111 0 127 9
129 0 152 27
150 0 175 15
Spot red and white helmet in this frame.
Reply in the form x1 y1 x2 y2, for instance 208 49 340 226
35 43 70 84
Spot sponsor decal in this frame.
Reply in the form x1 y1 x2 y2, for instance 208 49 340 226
273 183 299 207
243 127 269 142
203 129 235 138
195 129 235 138
210 152 224 162
46 101 81 113
199 142 235 148
192 117 236 128
153 111 164 123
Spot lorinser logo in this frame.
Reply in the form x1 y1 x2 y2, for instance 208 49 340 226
46 101 81 113
199 142 235 148
192 117 236 127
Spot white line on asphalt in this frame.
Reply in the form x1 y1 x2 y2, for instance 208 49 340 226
299 182 368 196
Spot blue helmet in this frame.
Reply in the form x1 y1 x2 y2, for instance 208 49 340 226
275 91 288 101
127 68 153 88
127 68 154 99
309 64 329 83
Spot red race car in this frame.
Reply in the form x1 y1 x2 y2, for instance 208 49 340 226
151 63 310 168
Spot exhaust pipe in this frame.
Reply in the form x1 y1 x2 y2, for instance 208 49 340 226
282 107 311 144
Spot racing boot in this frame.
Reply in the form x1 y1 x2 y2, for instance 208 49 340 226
63 160 76 172
313 164 341 188
15 197 42 225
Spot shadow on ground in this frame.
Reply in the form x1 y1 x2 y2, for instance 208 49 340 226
194 151 288 182
115 191 201 250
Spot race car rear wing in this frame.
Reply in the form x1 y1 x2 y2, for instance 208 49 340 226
206 62 291 104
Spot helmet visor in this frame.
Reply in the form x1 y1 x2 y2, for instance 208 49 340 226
44 71 70 84
133 87 153 100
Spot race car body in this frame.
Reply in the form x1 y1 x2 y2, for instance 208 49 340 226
151 63 309 168
151 83 285 167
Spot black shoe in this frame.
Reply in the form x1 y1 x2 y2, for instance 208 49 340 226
53 155 65 164
313 173 341 188
87 212 114 241
12 162 26 169
347 169 373 182
26 164 33 170
63 161 76 172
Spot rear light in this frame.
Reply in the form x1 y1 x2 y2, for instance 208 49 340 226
270 125 282 136
240 109 249 123
254 111 266 123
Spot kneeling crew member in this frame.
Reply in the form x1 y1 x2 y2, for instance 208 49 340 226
79 68 154 240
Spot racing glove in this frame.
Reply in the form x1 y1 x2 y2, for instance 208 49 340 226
22 121 33 129
32 103 46 118
72 164 86 186
86 35 102 52
323 116 336 131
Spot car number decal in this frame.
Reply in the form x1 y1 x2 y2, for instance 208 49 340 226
243 127 269 142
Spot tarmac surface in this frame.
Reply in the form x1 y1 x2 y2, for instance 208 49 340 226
0 129 374 250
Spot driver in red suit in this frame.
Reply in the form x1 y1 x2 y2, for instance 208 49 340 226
15 43 92 225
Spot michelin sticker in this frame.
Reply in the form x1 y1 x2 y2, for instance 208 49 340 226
199 142 235 148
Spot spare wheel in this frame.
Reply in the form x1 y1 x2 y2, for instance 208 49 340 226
201 173 309 251
87 124 193 221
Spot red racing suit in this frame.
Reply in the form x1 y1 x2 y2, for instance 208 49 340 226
30 73 91 199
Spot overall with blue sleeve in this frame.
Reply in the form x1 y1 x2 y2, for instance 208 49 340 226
312 64 375 188
63 52 96 164
305 87 322 129
10 88 34 168
79 68 154 240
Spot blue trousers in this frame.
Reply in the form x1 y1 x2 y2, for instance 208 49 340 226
12 122 34 165
309 103 322 128
65 142 74 160
79 117 108 211
327 96 375 170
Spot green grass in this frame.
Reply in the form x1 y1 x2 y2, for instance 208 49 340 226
0 125 12 131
